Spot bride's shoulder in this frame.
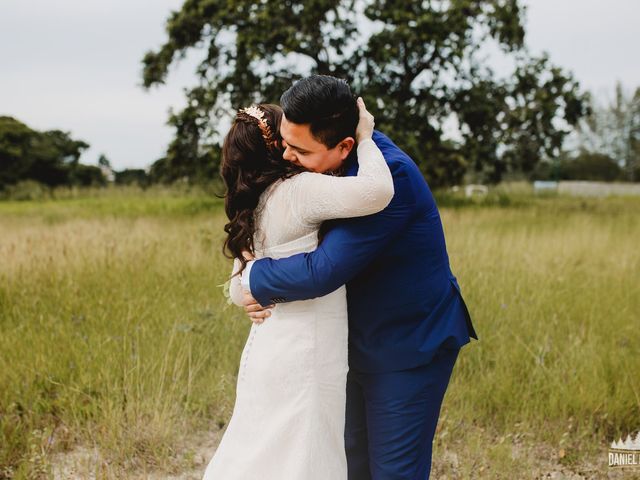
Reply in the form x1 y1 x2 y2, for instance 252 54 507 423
288 171 315 179
276 171 317 189
263 172 319 203
287 171 323 185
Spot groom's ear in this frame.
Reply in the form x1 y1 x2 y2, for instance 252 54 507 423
336 137 356 160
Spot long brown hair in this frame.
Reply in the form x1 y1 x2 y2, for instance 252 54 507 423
221 104 306 275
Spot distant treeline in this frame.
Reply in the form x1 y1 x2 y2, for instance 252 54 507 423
1 110 637 200
0 116 155 194
0 116 102 189
533 152 637 183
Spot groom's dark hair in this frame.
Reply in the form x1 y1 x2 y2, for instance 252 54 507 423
280 75 359 149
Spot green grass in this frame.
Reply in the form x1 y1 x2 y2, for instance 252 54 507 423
438 196 640 476
0 184 224 223
1 188 639 478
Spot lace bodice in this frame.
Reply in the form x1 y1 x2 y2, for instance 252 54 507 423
228 138 393 305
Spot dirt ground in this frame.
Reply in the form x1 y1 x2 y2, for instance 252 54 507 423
50 427 640 479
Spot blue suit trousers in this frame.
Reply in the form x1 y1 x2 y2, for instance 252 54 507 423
345 346 459 479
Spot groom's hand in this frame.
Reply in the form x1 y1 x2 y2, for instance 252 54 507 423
242 290 275 324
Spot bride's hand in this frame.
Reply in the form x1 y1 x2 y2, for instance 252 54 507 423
355 97 375 143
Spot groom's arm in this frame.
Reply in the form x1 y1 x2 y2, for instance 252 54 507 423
247 168 417 307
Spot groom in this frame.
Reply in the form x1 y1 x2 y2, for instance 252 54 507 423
240 75 477 479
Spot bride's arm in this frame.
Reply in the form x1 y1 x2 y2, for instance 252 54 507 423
289 99 394 226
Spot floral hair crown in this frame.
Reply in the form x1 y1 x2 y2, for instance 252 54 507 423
237 105 278 151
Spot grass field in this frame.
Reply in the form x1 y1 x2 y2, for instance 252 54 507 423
1 186 639 479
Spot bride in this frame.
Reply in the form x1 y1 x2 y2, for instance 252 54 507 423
203 98 393 479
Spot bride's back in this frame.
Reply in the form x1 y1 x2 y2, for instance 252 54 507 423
252 173 322 258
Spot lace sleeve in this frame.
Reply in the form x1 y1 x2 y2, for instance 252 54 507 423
289 138 394 226
228 258 245 307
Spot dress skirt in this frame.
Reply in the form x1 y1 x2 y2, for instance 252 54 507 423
203 285 349 480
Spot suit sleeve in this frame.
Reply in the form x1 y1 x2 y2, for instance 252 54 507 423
249 170 416 306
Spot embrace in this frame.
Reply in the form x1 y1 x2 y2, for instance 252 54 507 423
203 75 477 480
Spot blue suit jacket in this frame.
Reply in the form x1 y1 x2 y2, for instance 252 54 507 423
250 131 477 373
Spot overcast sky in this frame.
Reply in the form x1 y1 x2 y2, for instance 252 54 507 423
1 0 638 170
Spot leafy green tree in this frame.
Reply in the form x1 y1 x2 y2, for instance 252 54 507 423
69 164 107 187
0 116 38 187
0 116 99 190
560 152 623 182
114 169 151 187
533 151 624 182
148 106 222 185
142 0 588 186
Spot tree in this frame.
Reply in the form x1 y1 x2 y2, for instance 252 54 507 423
69 164 108 187
98 154 115 183
532 151 623 182
114 169 150 187
142 0 588 186
562 152 623 181
148 109 222 185
0 116 100 190
576 83 640 182
0 116 40 187
98 154 111 169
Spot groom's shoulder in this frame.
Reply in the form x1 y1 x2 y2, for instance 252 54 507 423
372 130 420 175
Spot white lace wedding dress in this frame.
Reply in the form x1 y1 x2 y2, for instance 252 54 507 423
203 138 393 480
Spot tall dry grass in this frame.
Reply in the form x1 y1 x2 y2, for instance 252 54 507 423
0 190 638 478
439 195 640 475
0 192 241 478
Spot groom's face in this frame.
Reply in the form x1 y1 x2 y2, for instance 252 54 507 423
280 115 355 173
